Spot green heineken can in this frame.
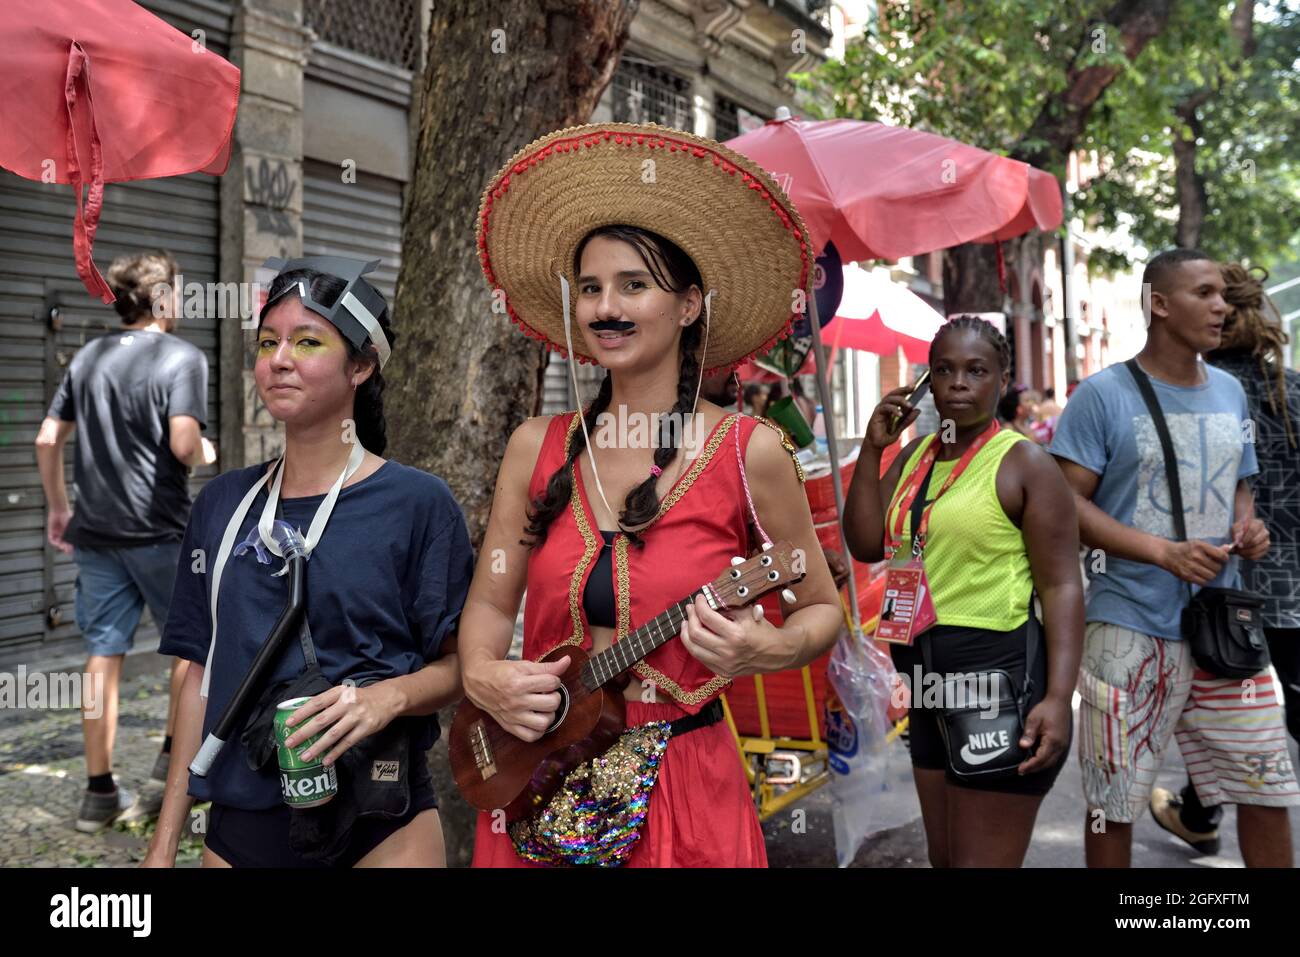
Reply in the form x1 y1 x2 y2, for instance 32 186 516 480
274 696 337 808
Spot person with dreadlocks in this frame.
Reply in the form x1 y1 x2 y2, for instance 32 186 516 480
458 124 842 868
844 315 1084 867
1050 248 1297 868
1149 262 1300 855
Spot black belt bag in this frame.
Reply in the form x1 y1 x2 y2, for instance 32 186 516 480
1181 587 1269 680
923 595 1043 780
1126 359 1270 680
239 618 418 865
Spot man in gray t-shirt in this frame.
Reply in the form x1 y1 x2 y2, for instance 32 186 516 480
34 250 215 833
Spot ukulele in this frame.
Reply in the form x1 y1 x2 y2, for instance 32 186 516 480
450 541 806 821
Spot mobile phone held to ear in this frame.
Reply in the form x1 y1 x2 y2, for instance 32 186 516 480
891 370 931 432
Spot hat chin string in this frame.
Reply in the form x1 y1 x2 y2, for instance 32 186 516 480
686 290 713 463
556 274 714 535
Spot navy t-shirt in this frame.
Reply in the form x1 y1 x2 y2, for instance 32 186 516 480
159 459 474 810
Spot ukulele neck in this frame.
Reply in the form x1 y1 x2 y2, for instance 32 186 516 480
580 587 709 691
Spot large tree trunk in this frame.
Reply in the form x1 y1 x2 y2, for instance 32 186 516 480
1173 91 1211 248
1174 0 1255 248
943 0 1175 385
389 0 638 867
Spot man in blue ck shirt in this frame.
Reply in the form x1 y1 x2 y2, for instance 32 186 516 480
1051 248 1297 868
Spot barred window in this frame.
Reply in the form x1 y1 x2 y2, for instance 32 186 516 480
715 99 740 142
303 0 420 71
714 97 766 142
612 60 692 131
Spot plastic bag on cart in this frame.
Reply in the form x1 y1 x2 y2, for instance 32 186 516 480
825 627 919 867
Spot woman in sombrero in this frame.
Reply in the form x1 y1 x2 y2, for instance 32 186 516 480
458 123 842 868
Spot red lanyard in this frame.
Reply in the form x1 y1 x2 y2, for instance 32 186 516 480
886 420 1000 554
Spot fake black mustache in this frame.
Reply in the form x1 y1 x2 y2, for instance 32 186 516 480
589 319 636 332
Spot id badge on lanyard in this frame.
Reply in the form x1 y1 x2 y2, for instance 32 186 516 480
876 550 936 645
874 422 999 646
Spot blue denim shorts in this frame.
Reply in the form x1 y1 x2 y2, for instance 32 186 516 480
73 543 182 657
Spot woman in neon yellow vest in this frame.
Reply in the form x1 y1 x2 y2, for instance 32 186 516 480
845 315 1084 868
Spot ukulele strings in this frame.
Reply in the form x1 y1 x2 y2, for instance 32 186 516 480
582 564 790 681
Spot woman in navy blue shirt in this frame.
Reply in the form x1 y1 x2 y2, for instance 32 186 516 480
142 259 473 868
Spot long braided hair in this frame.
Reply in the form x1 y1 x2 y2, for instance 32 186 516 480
523 226 704 548
1214 262 1296 449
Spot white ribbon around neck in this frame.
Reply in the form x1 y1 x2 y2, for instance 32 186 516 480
557 273 712 535
199 440 366 698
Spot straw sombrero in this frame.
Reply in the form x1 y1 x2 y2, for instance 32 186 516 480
476 122 813 375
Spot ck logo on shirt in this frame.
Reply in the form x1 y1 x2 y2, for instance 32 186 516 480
1133 412 1242 540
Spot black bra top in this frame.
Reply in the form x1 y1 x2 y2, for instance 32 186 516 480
582 530 618 628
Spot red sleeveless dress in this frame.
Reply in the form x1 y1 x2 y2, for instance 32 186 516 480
471 411 793 868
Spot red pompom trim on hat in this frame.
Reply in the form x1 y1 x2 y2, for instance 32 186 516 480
477 126 812 375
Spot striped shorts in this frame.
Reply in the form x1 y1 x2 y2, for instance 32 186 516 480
1077 622 1299 824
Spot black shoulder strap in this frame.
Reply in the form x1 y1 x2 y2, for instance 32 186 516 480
298 617 319 670
908 455 938 551
1124 358 1187 542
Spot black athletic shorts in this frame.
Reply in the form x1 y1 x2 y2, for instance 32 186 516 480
890 621 1071 797
205 753 439 868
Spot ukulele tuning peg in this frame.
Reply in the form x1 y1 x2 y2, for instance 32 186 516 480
781 588 797 603
730 556 746 566
761 541 773 551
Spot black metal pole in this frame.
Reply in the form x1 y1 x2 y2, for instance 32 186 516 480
190 539 307 777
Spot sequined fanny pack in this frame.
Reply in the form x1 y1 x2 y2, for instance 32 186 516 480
508 700 725 867
509 721 672 867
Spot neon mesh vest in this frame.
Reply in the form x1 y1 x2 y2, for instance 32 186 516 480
887 428 1032 631
522 411 794 713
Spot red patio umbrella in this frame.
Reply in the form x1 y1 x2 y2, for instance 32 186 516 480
823 263 946 364
726 113 1062 263
726 112 1063 629
0 0 240 302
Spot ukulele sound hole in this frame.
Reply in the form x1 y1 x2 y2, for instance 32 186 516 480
544 684 571 735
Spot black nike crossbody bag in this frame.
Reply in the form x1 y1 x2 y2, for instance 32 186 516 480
923 597 1043 780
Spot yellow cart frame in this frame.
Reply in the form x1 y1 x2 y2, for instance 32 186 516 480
722 600 903 821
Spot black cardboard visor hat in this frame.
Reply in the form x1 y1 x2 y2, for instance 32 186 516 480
259 256 392 369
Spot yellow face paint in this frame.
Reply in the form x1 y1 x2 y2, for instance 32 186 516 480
256 333 334 359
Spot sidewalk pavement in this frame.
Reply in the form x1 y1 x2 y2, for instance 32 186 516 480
0 667 192 867
8 662 1290 867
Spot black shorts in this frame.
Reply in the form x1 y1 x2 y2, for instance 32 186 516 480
890 621 1071 797
205 754 439 868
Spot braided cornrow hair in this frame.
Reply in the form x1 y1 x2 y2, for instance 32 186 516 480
1217 263 1296 449
930 314 1013 373
522 225 705 548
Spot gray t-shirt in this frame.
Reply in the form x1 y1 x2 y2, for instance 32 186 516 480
48 329 209 547
1049 360 1258 640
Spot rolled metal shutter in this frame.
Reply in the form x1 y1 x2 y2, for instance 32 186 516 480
540 352 607 416
302 159 403 308
0 1 230 664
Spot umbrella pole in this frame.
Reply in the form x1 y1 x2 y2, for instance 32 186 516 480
806 294 862 632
